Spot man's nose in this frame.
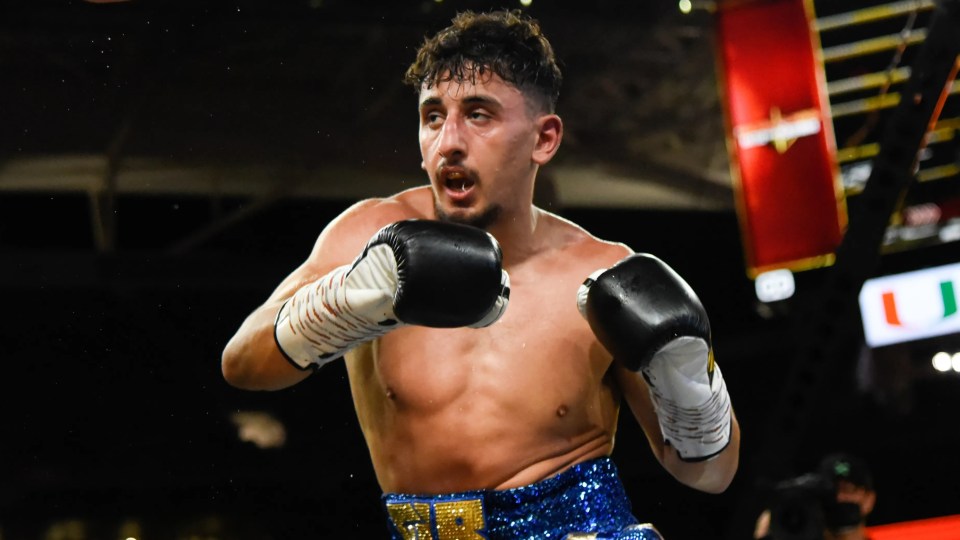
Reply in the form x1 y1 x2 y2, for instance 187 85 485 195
438 116 466 160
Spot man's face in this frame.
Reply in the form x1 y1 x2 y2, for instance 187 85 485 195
835 480 875 517
418 71 544 229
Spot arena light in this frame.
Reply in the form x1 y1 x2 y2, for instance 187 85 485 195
678 0 715 13
953 352 960 373
940 221 960 242
119 519 142 540
932 351 952 372
230 411 287 449
755 268 796 303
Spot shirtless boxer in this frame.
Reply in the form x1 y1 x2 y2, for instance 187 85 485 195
221 10 739 539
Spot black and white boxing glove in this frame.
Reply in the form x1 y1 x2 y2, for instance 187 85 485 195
577 253 731 462
275 219 510 370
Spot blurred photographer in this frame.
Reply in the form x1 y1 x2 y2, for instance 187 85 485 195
754 453 877 540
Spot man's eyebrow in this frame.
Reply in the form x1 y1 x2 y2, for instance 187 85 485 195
419 95 500 110
419 96 442 110
462 95 499 107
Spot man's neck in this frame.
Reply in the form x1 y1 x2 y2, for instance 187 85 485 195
488 205 543 268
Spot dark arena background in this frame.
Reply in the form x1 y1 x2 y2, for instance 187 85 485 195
2 1 960 539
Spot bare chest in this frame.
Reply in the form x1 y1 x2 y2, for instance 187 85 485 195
349 270 605 414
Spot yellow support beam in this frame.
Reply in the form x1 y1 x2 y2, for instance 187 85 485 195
814 0 935 32
836 125 957 163
830 79 960 117
837 143 881 164
830 93 902 118
917 163 960 183
845 161 958 195
828 67 911 96
822 29 928 63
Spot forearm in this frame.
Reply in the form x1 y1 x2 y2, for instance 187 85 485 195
222 301 310 391
222 219 509 390
661 411 740 493
273 221 509 370
621 363 740 493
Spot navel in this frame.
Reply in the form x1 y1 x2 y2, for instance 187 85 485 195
556 404 568 418
386 387 397 400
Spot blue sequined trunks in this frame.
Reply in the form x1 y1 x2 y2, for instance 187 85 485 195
381 457 662 539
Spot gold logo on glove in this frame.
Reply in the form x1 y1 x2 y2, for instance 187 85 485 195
707 348 716 387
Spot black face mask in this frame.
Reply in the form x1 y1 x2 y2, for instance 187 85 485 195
822 501 862 532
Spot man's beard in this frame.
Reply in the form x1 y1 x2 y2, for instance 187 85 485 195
435 202 502 230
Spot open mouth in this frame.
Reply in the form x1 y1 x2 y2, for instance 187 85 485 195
445 171 475 192
441 168 476 194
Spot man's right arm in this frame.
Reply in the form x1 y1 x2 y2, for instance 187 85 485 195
220 198 412 391
220 197 510 391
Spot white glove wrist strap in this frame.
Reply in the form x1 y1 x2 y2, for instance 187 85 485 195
644 337 733 461
274 244 400 369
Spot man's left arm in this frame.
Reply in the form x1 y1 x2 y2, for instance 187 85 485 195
578 253 740 493
615 360 740 493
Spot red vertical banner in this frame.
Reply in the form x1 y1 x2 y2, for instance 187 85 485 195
715 0 847 278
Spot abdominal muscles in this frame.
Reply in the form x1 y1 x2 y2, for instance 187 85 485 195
344 319 619 495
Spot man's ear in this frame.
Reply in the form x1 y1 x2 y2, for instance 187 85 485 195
861 490 876 517
532 114 563 165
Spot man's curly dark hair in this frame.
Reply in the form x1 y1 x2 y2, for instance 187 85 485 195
404 10 562 113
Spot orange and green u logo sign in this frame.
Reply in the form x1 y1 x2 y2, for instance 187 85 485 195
882 280 958 326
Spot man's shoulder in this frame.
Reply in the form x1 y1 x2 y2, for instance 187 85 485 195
305 186 431 267
540 210 631 265
340 186 431 223
390 185 433 211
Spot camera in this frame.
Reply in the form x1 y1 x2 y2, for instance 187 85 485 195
766 472 863 540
